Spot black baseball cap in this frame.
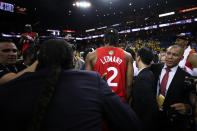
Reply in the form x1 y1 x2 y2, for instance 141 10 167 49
104 28 119 44
104 28 119 37
176 33 192 41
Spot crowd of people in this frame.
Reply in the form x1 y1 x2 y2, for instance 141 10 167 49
0 27 196 131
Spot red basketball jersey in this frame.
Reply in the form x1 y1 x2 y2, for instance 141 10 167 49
93 47 127 98
185 50 196 70
22 32 35 53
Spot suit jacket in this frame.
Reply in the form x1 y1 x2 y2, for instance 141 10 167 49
150 63 191 131
131 67 158 131
0 69 140 131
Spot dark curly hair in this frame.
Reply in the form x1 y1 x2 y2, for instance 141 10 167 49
28 39 73 131
104 28 119 45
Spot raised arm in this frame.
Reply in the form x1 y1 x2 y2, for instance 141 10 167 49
0 61 38 85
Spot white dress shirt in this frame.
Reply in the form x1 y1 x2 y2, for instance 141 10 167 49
136 67 146 76
133 61 139 76
157 64 179 97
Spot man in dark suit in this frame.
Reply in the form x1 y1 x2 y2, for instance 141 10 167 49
131 47 158 131
0 39 140 131
150 45 192 131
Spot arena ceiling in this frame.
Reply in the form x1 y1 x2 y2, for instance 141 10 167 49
0 0 196 33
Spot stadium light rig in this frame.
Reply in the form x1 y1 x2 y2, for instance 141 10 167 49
73 1 91 8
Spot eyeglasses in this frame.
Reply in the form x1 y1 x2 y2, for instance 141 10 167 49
1 49 17 53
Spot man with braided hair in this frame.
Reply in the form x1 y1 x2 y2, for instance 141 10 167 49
0 39 140 131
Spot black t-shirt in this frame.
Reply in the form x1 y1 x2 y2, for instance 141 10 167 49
0 64 18 78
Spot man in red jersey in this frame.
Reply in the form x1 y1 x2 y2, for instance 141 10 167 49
175 33 197 76
19 24 39 54
85 28 133 103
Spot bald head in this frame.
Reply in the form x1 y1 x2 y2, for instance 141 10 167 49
168 45 184 56
165 45 184 68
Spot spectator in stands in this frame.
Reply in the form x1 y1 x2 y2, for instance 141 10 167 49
175 33 197 76
73 50 84 69
19 24 39 54
131 47 158 131
85 28 134 103
0 39 140 131
159 51 166 64
194 33 197 52
0 37 37 85
153 52 159 63
190 38 197 51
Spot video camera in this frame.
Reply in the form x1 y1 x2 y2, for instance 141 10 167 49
184 76 197 93
165 76 197 123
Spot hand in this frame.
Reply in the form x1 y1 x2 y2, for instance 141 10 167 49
102 72 107 82
170 103 191 115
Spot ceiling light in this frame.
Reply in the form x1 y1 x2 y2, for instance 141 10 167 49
73 1 91 8
159 12 175 17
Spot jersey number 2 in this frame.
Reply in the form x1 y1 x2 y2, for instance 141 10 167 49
107 67 118 87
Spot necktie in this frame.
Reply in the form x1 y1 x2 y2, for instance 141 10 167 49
160 68 171 96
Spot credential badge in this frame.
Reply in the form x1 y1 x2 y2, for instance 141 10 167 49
108 50 114 55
